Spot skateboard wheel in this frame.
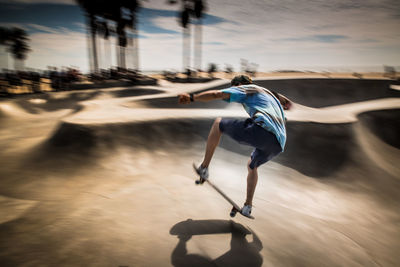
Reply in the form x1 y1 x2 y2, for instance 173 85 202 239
230 209 237 217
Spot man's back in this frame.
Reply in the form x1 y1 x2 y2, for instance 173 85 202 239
221 84 287 150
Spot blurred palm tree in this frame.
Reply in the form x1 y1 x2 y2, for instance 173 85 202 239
193 0 204 71
0 27 11 69
76 0 141 73
76 0 99 73
128 1 140 72
0 27 30 70
0 27 10 44
120 0 140 71
181 1 191 73
97 20 111 71
169 0 206 74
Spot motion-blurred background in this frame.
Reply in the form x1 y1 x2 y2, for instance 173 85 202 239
0 1 399 267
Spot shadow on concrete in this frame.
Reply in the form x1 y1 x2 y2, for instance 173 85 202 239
272 121 355 178
358 109 400 149
217 120 356 178
14 91 102 114
170 219 263 267
256 79 400 108
40 118 356 178
110 88 163 98
31 108 397 180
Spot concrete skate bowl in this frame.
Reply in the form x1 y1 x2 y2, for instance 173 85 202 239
1 79 400 267
5 118 346 201
270 115 400 200
271 121 355 178
12 77 399 190
14 119 212 174
37 112 396 183
0 118 223 200
256 78 400 107
5 107 391 222
355 109 400 179
120 79 400 183
110 88 163 98
44 119 214 151
358 109 400 149
133 78 400 110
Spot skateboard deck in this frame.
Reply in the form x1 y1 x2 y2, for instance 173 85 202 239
193 164 255 219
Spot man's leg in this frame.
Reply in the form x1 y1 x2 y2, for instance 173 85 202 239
245 159 258 206
201 118 222 168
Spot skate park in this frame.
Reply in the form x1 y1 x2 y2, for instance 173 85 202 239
0 77 399 266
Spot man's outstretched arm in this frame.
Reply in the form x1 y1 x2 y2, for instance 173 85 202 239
178 90 230 104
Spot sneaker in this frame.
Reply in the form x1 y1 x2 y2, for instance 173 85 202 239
193 163 209 183
241 205 252 217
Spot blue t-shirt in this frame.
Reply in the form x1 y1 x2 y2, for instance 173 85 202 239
221 84 286 150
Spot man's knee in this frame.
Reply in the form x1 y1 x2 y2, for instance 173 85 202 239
213 117 222 131
247 159 258 172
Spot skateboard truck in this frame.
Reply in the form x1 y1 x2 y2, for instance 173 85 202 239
230 207 239 217
195 177 207 185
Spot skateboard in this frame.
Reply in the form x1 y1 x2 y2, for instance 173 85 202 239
193 164 255 220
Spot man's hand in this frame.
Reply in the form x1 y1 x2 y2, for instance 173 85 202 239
178 93 191 104
282 98 292 110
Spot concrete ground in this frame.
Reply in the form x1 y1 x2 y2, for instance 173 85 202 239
0 78 399 267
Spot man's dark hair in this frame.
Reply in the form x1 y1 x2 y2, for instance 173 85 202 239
231 75 252 86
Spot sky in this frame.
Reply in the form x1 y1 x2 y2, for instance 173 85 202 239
0 0 399 73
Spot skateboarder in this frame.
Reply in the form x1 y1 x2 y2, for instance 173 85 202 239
178 75 292 216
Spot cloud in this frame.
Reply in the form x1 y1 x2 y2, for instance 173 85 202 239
357 38 379 44
138 7 226 35
280 35 350 43
204 41 224 45
0 2 85 33
27 23 60 34
24 28 88 71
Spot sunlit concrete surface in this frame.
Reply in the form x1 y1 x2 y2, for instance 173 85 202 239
390 84 400 91
0 78 399 266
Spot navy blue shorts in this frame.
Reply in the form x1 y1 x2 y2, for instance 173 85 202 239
219 118 282 169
